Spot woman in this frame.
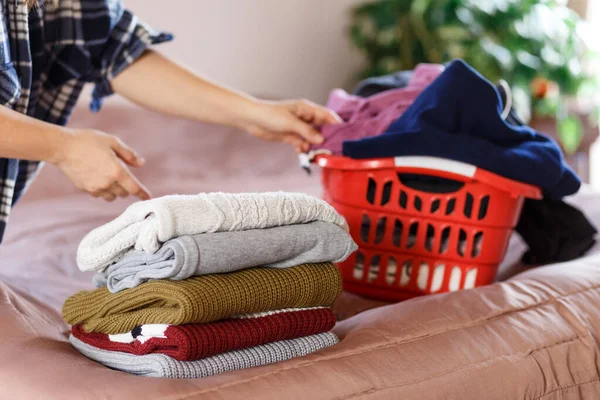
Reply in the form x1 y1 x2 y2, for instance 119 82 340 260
0 0 340 243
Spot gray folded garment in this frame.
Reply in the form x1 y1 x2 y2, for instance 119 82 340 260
69 332 339 378
93 222 357 293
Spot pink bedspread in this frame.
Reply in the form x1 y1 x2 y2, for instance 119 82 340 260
1 105 600 399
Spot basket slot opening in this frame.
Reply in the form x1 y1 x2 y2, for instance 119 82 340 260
446 198 456 215
399 190 408 209
407 222 418 249
392 219 403 247
464 269 478 289
417 262 429 290
431 264 445 292
397 173 465 193
414 196 422 211
439 227 451 254
464 193 474 218
458 229 467 257
478 196 490 220
353 252 365 280
368 255 380 283
449 267 462 291
431 199 441 213
374 217 387 244
400 260 412 287
360 215 371 243
367 178 377 205
471 232 483 258
426 224 435 252
381 181 392 206
386 257 397 285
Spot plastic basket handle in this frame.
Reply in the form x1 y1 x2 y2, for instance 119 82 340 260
314 154 541 199
392 156 541 199
393 156 476 178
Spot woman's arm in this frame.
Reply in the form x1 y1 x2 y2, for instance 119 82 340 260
0 105 69 163
111 50 340 152
0 105 150 201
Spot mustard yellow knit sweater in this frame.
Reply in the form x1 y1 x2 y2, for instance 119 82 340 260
63 263 341 334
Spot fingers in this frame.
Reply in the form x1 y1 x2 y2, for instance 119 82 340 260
109 138 150 199
294 100 342 126
91 179 150 202
109 136 146 167
116 164 152 201
281 133 310 153
286 100 342 146
109 183 129 198
102 192 116 202
288 118 324 145
87 164 150 202
91 190 116 202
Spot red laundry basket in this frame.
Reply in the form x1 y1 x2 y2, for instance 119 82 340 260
315 154 542 302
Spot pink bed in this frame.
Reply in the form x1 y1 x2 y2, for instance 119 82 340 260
1 105 600 399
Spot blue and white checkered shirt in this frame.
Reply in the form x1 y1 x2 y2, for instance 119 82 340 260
0 0 172 243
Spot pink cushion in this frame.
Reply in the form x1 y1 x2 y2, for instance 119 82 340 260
1 105 600 399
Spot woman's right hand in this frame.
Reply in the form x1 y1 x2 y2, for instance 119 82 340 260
53 129 151 201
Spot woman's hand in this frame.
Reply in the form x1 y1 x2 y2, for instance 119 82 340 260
112 51 341 152
242 100 341 153
240 99 342 153
53 130 151 201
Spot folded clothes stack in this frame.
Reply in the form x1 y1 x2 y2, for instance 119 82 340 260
63 192 357 378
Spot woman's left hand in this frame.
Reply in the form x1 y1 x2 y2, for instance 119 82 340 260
242 99 342 153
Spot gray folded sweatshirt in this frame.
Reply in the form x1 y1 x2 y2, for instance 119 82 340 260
69 332 338 378
93 222 357 293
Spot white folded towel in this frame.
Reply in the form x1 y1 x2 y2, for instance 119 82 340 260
77 192 348 271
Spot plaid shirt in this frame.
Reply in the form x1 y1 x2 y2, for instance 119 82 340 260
0 0 172 243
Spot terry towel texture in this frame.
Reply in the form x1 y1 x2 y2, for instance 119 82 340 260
69 332 339 378
71 307 336 361
93 221 357 293
77 192 349 271
63 263 342 334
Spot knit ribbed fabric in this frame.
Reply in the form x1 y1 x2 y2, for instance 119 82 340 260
63 263 342 334
69 332 339 378
76 192 349 271
93 221 357 293
71 307 336 361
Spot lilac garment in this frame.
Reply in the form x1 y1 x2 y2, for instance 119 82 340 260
311 64 444 155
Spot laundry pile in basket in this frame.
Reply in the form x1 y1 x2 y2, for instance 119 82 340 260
305 59 597 277
62 192 357 378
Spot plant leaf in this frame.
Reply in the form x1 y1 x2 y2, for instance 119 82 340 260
557 114 583 155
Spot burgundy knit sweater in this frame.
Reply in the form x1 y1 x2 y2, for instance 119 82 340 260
71 307 336 361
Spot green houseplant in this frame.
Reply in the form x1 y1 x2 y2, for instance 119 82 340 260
349 0 598 153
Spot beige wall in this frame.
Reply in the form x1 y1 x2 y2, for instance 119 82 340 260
118 0 365 104
84 0 595 108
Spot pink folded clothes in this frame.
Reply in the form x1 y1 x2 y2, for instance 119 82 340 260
309 63 444 156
